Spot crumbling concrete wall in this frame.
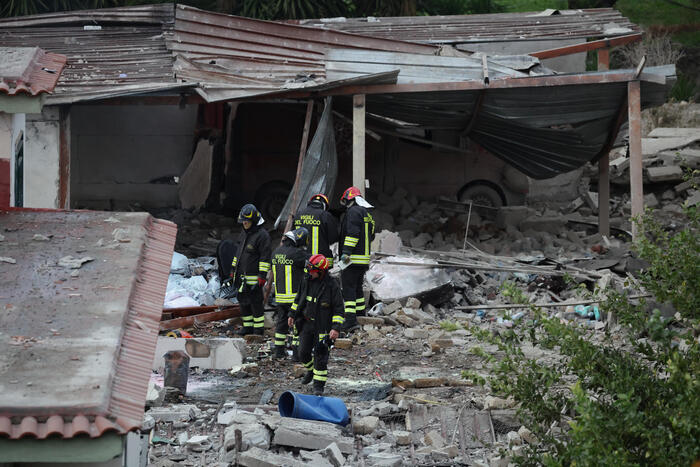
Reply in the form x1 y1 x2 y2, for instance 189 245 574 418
70 104 197 209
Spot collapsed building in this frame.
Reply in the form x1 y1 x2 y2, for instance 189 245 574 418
1 3 696 467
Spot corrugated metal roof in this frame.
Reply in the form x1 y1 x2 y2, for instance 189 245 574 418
0 210 176 440
0 47 66 96
0 4 178 104
168 4 437 102
296 8 639 44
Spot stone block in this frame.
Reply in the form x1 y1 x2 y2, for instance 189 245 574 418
152 337 245 371
648 127 700 138
405 297 422 308
686 190 700 207
382 301 402 315
394 430 412 446
366 452 403 467
272 417 353 453
404 328 429 339
146 381 165 407
353 416 379 435
318 442 345 467
396 312 418 327
146 405 200 423
647 165 684 183
483 396 516 410
371 229 401 255
506 430 522 446
224 418 271 451
334 338 352 350
644 193 660 208
238 447 305 467
403 307 434 323
357 316 385 326
518 426 538 445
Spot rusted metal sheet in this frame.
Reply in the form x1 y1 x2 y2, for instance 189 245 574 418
296 8 639 44
0 210 176 440
530 32 642 59
0 47 66 96
0 3 173 28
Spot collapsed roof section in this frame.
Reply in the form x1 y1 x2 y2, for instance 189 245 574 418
0 4 674 178
0 47 66 96
0 210 176 439
295 8 639 45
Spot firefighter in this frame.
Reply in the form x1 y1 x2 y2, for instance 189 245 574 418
271 227 311 359
338 186 375 332
293 193 339 266
288 254 344 395
231 204 271 335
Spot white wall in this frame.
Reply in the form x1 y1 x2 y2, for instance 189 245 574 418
0 112 10 160
24 107 61 208
70 104 198 209
458 39 586 73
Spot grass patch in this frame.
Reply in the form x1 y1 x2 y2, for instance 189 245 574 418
439 320 459 332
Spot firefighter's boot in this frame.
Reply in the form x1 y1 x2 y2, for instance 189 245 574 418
313 380 325 396
301 371 314 385
342 314 360 333
273 345 286 359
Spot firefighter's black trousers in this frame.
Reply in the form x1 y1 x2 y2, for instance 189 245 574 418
297 318 330 385
340 265 368 317
274 304 298 349
238 285 264 334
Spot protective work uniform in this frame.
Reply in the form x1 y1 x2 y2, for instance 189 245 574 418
231 204 271 335
271 227 310 359
338 186 375 332
293 194 339 266
290 254 344 395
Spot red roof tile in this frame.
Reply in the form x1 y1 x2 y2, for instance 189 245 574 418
0 46 66 96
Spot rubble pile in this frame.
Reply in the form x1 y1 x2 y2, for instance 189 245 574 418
164 252 223 308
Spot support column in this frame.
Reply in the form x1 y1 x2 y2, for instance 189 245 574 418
353 94 366 196
598 47 610 71
628 80 643 241
598 153 610 237
59 106 70 209
25 106 60 208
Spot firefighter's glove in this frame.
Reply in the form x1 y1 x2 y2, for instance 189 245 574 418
257 277 266 287
340 254 350 264
288 317 294 328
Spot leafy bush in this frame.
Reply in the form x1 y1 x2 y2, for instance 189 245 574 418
466 207 700 465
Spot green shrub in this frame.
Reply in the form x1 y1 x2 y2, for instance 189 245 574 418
670 74 697 102
439 320 459 332
466 207 700 465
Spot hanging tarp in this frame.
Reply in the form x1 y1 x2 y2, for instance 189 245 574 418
275 97 338 228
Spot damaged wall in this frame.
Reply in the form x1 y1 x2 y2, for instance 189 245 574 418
70 104 197 209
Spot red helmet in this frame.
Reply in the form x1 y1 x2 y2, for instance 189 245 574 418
340 186 361 205
309 193 329 210
306 254 330 272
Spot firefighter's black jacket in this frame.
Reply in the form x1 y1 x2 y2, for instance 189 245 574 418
271 240 310 304
290 274 345 332
231 224 271 287
340 204 375 265
293 203 339 259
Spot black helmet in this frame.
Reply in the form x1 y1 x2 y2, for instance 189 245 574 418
309 193 329 211
237 203 261 226
284 227 309 248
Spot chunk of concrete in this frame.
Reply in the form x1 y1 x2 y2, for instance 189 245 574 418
644 193 660 209
410 232 432 249
647 165 684 183
483 396 516 410
404 328 429 339
238 447 305 467
371 230 402 256
318 442 345 467
506 431 522 446
394 430 412 446
366 452 403 466
518 426 538 445
272 417 353 453
353 416 379 435
647 127 700 138
403 307 434 323
146 381 165 407
357 316 385 326
153 337 245 371
224 416 271 451
146 405 200 423
424 429 444 449
642 135 700 156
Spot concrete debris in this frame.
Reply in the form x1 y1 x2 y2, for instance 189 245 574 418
647 165 684 182
32 234 51 241
518 426 538 445
0 257 16 264
57 255 94 269
353 416 379 434
146 381 166 407
238 446 306 467
112 227 132 243
365 255 453 303
146 405 201 423
484 396 517 410
272 417 353 453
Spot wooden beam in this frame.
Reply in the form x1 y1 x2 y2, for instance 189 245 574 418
598 153 610 237
628 80 643 241
58 106 70 209
597 47 610 71
530 33 642 59
353 94 366 195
